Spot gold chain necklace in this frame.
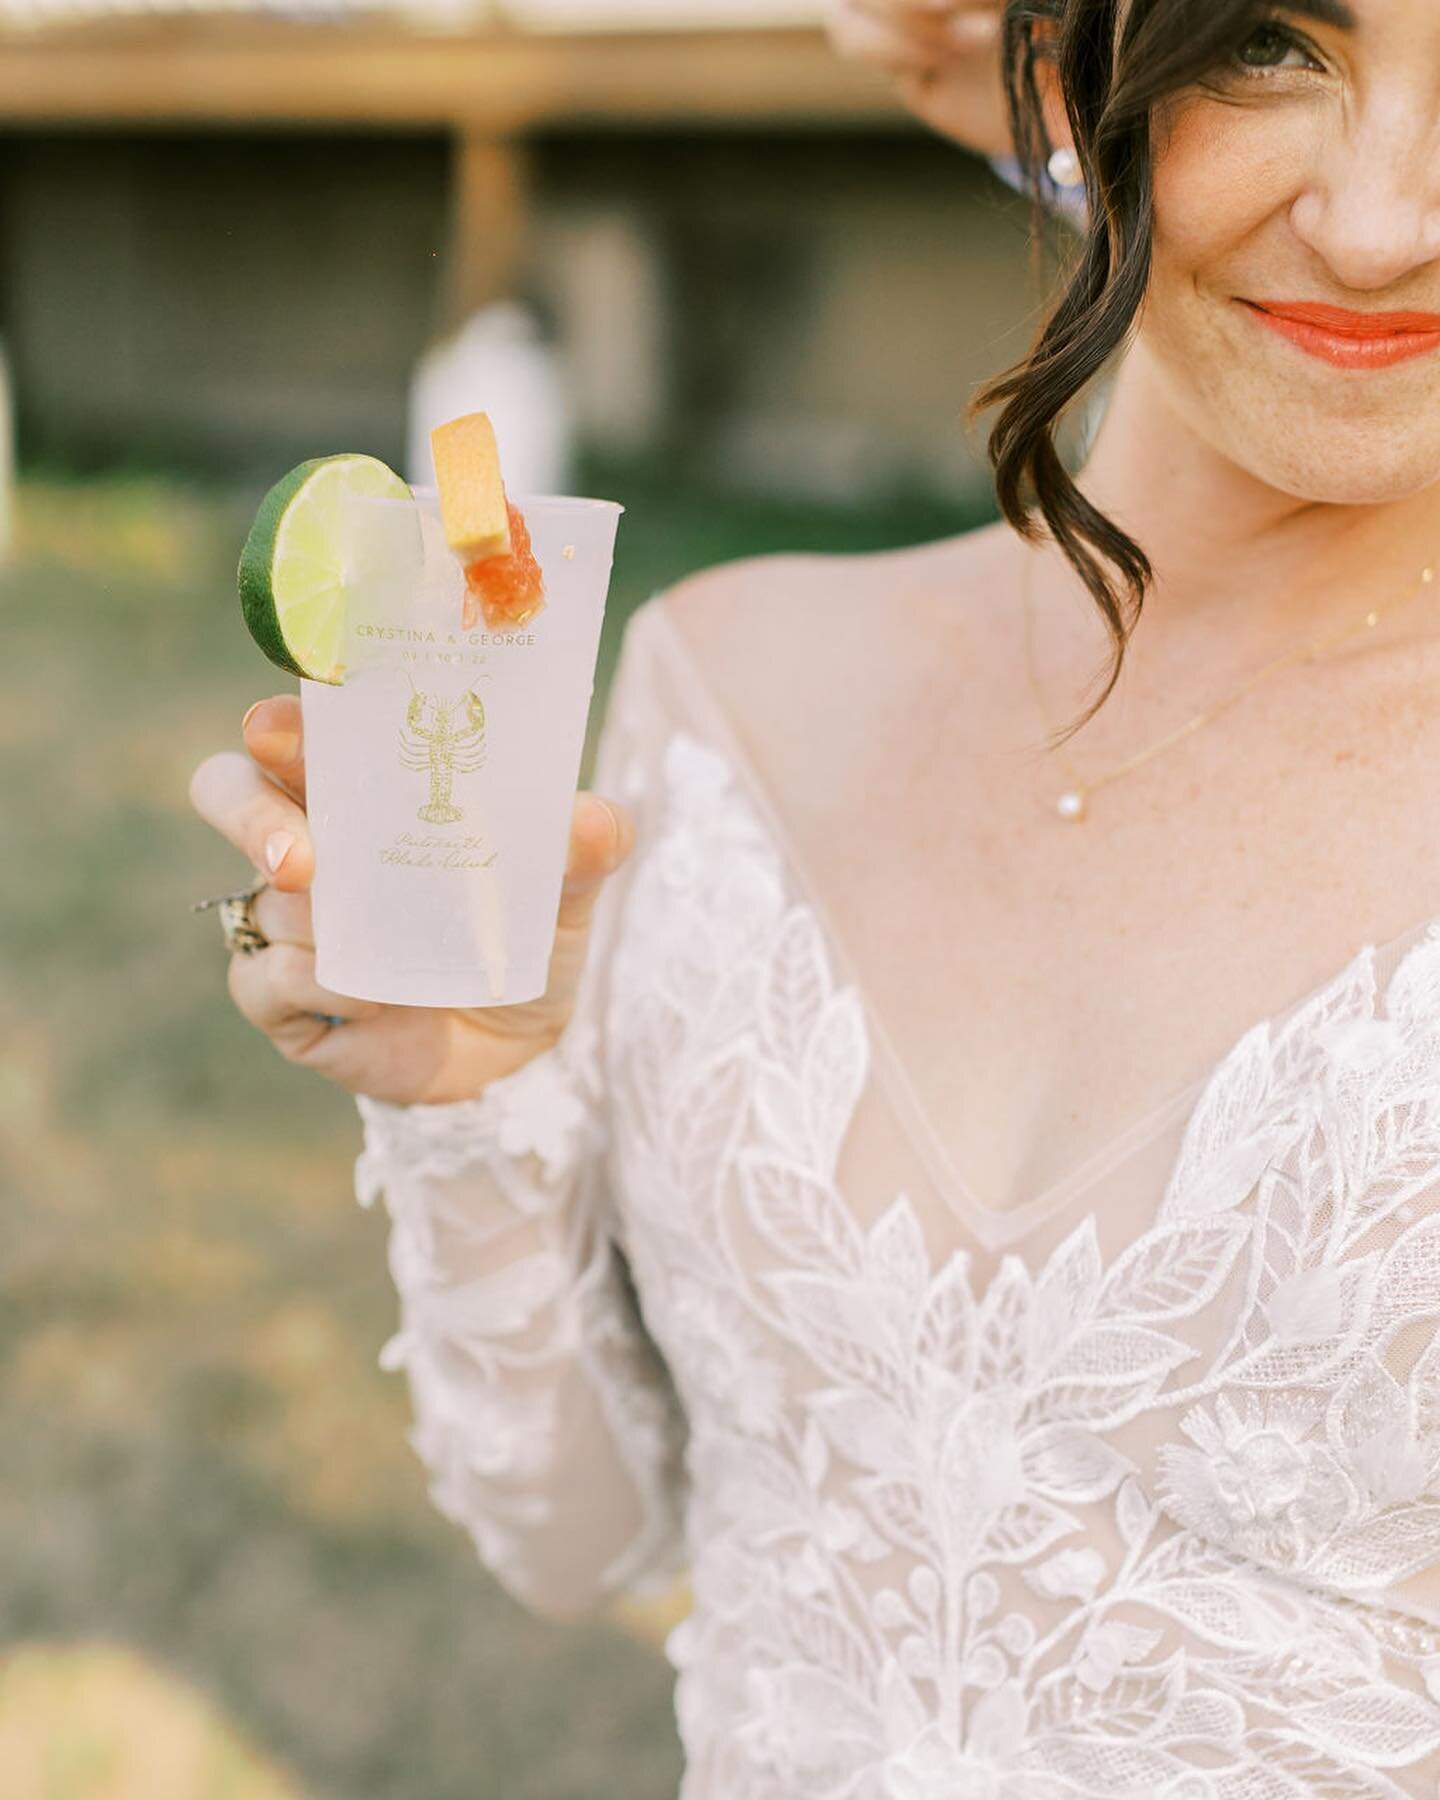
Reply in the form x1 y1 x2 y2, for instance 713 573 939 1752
1020 543 1437 822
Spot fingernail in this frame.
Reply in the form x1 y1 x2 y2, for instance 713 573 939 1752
600 800 621 855
242 701 264 734
265 731 301 763
264 831 295 873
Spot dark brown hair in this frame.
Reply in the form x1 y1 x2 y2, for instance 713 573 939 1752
968 0 1284 742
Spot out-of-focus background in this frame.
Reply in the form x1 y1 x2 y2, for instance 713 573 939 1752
0 3 1055 1793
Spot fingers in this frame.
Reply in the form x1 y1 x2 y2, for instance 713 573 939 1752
188 749 314 892
241 695 306 807
248 882 314 949
827 0 952 74
839 0 1000 34
827 1 999 73
555 791 635 935
892 53 1011 157
225 938 461 1103
827 0 1011 156
226 939 383 1061
949 5 1000 44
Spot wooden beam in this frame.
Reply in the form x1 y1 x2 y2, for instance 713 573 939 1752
0 22 903 131
440 131 529 331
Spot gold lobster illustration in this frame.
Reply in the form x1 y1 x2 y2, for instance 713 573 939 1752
399 686 487 823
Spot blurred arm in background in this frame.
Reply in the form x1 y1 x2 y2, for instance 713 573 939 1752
825 0 1012 158
824 0 1088 229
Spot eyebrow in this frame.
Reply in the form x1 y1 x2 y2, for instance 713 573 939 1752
1277 0 1357 27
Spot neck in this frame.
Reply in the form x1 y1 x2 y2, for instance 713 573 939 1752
1072 338 1440 653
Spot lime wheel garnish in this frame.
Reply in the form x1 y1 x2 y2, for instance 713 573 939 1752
237 453 411 684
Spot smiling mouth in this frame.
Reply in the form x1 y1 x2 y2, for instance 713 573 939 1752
1237 299 1440 369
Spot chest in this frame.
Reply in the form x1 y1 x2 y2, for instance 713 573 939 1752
783 640 1440 1221
603 728 1440 1626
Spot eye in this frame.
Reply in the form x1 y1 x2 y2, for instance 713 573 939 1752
1230 20 1324 78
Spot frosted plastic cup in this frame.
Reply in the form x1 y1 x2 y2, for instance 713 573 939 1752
299 487 622 1008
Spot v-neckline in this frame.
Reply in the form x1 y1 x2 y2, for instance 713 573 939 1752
642 598 1440 1251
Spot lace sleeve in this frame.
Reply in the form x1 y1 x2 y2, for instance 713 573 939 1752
351 605 690 1622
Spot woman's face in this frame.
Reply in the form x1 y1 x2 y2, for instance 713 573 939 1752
1139 0 1440 504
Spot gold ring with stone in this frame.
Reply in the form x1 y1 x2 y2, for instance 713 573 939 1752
191 876 271 956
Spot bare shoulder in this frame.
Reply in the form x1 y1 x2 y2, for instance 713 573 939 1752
654 517 1019 727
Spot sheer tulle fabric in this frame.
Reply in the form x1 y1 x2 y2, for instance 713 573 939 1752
355 597 1440 1797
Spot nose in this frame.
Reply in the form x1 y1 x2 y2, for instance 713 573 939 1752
1288 106 1440 290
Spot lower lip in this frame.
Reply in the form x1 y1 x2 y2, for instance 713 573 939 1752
1239 300 1440 368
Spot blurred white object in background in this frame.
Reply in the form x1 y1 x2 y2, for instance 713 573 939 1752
406 301 574 496
534 208 666 461
0 336 13 564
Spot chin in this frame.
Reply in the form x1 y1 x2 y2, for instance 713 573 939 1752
1245 453 1440 511
1230 435 1440 507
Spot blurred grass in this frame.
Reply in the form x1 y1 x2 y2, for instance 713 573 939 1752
0 1642 305 1799
0 465 988 1799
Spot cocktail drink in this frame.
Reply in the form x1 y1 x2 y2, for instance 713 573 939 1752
234 419 622 1010
302 489 621 1007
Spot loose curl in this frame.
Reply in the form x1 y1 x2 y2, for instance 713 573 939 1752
968 0 1286 743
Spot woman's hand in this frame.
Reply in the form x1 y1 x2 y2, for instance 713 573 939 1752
188 695 637 1106
824 1 1013 161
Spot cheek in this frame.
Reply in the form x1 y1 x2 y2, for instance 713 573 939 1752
1137 99 1440 501
1150 97 1308 279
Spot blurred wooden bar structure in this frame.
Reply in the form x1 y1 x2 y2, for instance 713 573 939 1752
0 21 891 130
0 20 898 318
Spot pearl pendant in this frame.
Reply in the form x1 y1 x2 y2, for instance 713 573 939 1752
1056 790 1086 821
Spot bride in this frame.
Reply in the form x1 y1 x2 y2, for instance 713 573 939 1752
189 1 1440 1792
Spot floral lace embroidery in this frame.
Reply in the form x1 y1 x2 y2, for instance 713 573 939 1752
355 1017 603 1207
346 696 1440 1796
353 1007 689 1613
594 730 1440 1799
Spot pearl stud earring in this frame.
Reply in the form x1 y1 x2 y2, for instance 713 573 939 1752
1047 147 1083 189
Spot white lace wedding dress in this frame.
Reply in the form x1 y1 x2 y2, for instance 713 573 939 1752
352 594 1440 1799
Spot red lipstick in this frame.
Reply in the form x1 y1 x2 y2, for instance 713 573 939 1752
1257 301 1440 335
1239 299 1440 368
